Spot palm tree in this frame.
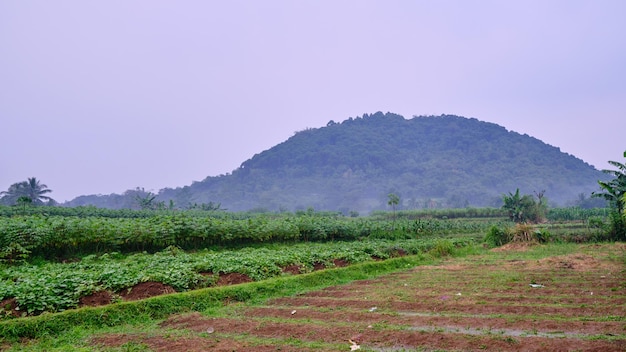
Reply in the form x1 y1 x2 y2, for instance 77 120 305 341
25 177 54 205
387 193 400 227
0 177 54 206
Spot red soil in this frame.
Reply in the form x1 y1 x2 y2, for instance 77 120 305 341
119 281 176 301
87 245 626 351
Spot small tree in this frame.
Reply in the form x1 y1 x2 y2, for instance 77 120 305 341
502 189 547 223
387 193 399 212
135 192 157 210
387 193 400 227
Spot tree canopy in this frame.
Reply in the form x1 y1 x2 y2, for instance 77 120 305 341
0 177 55 206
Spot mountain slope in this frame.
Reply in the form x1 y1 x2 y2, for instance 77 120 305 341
68 112 606 212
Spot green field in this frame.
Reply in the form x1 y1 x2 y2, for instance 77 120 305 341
0 206 621 350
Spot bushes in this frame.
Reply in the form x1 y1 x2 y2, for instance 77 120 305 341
484 225 512 247
484 224 552 248
428 239 455 257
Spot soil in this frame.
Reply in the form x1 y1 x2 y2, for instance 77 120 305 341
216 272 253 286
312 262 326 270
118 281 176 301
333 258 349 267
79 290 113 307
282 264 302 275
87 244 626 351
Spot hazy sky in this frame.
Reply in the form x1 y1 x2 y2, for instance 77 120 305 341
1 1 625 202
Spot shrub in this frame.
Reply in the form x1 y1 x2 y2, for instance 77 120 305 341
428 239 454 257
483 225 511 248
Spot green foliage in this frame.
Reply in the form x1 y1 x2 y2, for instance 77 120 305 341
0 253 442 341
502 189 547 223
591 151 626 241
0 213 495 261
483 225 512 247
593 152 626 213
428 239 455 257
387 193 400 210
370 207 509 221
135 191 157 210
0 238 472 317
533 228 552 243
606 210 626 241
484 223 553 248
0 243 31 264
546 207 609 222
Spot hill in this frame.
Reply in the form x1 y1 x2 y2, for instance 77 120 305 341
66 112 606 213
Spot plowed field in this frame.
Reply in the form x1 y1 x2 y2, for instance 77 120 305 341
89 243 625 351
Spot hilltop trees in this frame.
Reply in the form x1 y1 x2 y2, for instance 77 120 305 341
0 177 55 206
65 113 606 211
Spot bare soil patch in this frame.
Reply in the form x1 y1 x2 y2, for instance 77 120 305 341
119 281 176 301
282 264 302 275
312 262 326 270
216 272 253 286
333 258 349 267
79 290 113 307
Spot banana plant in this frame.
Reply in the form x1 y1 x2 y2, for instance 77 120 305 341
593 151 626 214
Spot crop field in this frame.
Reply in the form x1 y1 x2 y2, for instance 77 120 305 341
0 238 471 315
1 242 623 351
0 207 622 351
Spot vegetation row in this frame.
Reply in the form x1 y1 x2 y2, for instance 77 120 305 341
0 238 467 319
0 215 499 262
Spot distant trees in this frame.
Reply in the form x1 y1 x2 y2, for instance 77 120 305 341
0 177 55 206
188 201 222 211
501 189 547 223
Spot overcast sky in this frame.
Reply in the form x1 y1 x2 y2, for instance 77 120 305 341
1 1 625 202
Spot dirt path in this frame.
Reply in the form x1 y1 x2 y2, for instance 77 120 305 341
91 244 626 351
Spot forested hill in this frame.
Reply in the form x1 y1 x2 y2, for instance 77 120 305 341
67 112 606 212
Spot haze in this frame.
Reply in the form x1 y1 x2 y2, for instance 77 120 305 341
1 1 625 202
